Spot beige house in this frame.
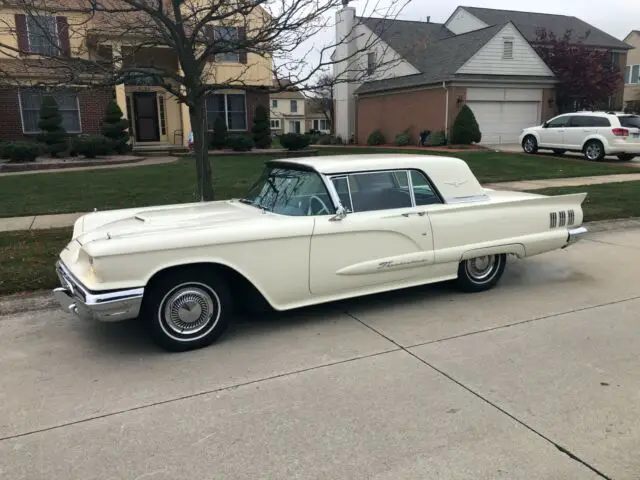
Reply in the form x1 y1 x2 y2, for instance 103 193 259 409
0 2 272 153
623 31 640 109
305 98 331 134
270 81 306 134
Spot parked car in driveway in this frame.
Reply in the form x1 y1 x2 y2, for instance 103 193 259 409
519 111 640 161
53 154 588 352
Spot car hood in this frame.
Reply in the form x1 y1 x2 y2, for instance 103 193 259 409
75 200 263 245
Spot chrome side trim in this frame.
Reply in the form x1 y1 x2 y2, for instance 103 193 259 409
53 261 145 322
445 194 491 204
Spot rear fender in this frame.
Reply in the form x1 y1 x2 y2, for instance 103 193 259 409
461 244 525 261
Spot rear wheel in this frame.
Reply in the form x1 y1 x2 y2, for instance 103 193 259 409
142 267 232 352
583 140 605 161
522 135 538 154
456 254 506 293
617 154 636 162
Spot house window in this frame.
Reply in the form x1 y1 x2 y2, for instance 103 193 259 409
270 119 281 129
625 66 631 84
632 65 640 84
313 118 330 131
288 120 301 133
290 99 298 113
19 88 81 133
272 99 278 108
611 51 621 68
26 15 59 56
503 39 514 59
367 52 376 75
213 26 240 63
205 93 246 131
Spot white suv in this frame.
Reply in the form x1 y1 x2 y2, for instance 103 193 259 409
519 111 640 161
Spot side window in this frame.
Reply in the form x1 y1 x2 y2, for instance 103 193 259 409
410 170 442 206
593 116 611 127
347 170 412 212
568 116 586 127
547 116 569 128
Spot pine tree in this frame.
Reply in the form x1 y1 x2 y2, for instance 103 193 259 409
450 104 482 145
251 104 271 149
101 101 130 154
37 95 67 157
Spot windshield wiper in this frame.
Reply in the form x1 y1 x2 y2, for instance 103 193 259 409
239 198 269 212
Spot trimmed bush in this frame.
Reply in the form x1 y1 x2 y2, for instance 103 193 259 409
317 135 333 145
451 104 482 145
4 141 41 162
367 129 385 146
211 116 228 149
394 129 413 146
426 130 447 147
305 133 321 145
72 134 112 158
101 101 130 154
334 135 344 145
251 104 271 149
279 133 310 151
38 95 67 157
226 134 254 152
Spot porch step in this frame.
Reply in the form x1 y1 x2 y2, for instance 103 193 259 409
132 143 188 156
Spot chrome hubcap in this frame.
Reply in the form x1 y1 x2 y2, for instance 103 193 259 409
586 144 601 160
163 287 217 335
524 139 534 152
465 255 497 281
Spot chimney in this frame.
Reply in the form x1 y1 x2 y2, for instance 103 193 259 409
427 16 430 23
334 4 357 141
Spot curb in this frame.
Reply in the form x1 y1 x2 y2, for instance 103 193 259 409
1 217 639 317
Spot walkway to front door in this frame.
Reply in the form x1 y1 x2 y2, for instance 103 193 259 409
133 92 160 142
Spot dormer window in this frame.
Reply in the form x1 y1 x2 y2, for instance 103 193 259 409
503 39 514 59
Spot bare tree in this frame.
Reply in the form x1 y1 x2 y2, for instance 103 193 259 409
308 72 334 132
0 0 410 200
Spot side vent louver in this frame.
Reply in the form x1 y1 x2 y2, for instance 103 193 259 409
550 209 576 228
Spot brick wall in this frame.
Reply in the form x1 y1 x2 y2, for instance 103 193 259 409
357 88 448 144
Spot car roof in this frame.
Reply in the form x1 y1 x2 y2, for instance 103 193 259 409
269 153 468 175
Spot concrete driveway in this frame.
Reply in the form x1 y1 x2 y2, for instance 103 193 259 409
1 227 640 479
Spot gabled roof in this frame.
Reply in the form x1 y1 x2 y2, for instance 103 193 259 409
461 6 632 50
355 21 505 94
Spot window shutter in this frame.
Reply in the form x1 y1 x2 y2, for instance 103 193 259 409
205 24 215 60
238 26 247 64
56 16 71 56
14 14 29 53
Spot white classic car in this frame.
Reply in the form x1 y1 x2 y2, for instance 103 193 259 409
53 154 588 351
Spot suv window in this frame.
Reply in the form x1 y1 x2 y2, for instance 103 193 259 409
546 116 570 128
618 115 640 128
569 115 611 127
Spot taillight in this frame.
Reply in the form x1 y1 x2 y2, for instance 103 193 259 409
612 127 629 137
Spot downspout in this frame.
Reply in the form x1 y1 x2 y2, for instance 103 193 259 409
443 80 449 136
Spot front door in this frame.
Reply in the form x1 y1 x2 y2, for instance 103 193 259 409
133 92 160 142
309 170 436 298
538 114 569 148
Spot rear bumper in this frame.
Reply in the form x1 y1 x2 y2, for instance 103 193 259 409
605 142 640 155
564 226 588 247
53 261 144 322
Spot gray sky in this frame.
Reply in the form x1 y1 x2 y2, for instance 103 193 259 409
286 0 639 85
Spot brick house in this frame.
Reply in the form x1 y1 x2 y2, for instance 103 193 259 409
333 5 631 145
0 4 272 151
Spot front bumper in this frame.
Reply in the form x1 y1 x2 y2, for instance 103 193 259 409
564 226 588 247
53 261 145 322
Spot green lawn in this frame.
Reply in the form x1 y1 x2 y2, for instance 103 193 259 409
0 228 71 295
531 181 640 223
0 147 637 217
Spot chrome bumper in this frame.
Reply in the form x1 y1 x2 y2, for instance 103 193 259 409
53 261 144 322
564 226 588 247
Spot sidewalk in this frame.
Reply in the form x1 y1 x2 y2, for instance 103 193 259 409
3 172 640 233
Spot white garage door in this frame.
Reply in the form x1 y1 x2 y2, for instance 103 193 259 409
465 101 540 145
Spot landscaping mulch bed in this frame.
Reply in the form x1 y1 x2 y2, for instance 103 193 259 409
0 155 145 173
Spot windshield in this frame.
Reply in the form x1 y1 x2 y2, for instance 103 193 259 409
618 115 640 129
241 166 335 216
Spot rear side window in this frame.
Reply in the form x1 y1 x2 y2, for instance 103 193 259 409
568 116 611 127
618 115 640 128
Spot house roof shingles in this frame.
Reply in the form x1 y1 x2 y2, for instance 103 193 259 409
462 6 632 50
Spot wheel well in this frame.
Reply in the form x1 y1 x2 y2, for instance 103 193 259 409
145 262 273 313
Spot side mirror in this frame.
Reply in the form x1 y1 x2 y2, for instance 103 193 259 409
329 205 348 222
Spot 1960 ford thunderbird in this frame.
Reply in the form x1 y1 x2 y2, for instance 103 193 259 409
53 154 588 351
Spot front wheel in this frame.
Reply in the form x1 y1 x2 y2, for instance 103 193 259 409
522 135 538 154
456 254 506 293
142 267 232 352
617 154 636 162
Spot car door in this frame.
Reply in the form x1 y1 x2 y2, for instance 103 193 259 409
538 115 570 148
562 115 588 149
309 169 436 298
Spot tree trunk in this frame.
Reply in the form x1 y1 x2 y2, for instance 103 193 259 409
189 101 214 201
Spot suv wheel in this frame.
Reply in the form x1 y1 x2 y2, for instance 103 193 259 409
522 135 538 154
583 140 605 161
